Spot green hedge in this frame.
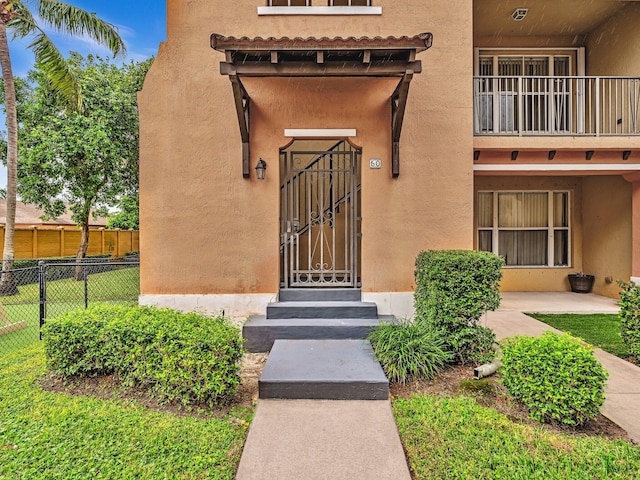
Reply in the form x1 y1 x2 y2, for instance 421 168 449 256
618 281 640 360
43 305 243 406
414 250 504 364
501 332 608 426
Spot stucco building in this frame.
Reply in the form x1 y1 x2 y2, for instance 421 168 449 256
139 0 640 318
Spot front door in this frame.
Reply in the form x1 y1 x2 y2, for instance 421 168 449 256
280 140 361 288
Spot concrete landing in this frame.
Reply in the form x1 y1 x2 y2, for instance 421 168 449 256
243 316 392 352
235 399 411 480
266 301 379 319
259 339 389 400
500 291 619 314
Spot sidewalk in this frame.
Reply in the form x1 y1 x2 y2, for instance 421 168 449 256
488 293 640 443
235 399 411 480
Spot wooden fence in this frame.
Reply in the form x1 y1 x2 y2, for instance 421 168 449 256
0 226 139 259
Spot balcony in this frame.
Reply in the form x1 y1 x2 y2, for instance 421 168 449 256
474 76 640 137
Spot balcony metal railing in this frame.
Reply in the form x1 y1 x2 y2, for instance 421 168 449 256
474 76 640 136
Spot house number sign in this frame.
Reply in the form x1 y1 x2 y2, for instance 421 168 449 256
369 158 382 169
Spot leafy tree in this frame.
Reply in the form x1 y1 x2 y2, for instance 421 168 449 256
107 194 139 230
18 54 151 274
0 0 125 293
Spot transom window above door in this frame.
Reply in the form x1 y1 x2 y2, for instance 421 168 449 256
267 0 372 5
478 55 572 77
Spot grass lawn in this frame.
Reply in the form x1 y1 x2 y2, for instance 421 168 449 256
527 313 630 358
0 344 251 479
394 395 640 479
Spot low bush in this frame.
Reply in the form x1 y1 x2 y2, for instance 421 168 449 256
414 250 504 364
501 332 608 426
618 280 640 360
368 320 451 383
43 305 244 406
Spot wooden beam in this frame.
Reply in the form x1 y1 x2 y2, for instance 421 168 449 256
229 75 251 178
390 72 414 178
220 60 422 77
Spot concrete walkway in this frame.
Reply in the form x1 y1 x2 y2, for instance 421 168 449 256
490 292 640 443
236 292 637 479
235 399 411 480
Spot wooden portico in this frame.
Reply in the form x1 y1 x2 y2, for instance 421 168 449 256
210 33 432 178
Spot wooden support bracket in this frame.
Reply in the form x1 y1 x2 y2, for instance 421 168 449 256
390 72 413 178
229 75 251 177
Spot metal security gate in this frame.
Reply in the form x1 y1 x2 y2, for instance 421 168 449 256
280 141 361 288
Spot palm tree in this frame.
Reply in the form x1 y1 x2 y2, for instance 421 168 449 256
0 1 125 293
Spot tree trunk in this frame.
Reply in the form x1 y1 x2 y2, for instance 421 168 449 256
74 222 90 281
0 21 19 295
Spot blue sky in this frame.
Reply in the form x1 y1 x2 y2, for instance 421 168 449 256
0 0 167 189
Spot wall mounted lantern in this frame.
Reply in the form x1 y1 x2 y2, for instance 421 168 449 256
255 158 267 180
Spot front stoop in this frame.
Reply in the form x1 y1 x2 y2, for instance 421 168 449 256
242 315 394 352
259 339 389 400
266 300 379 319
243 288 392 352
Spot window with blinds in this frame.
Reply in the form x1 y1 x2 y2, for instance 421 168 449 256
477 191 570 267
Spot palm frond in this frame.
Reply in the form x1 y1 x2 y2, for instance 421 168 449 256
6 1 38 38
36 0 126 58
28 30 81 110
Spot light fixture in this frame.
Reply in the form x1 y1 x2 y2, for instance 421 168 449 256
255 158 267 180
623 150 632 160
585 150 594 160
511 150 519 161
548 150 556 160
512 8 528 21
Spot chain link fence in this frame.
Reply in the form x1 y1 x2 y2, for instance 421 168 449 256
0 256 140 355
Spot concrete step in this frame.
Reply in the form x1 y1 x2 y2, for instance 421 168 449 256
278 288 362 302
266 301 378 320
243 316 395 353
259 339 389 400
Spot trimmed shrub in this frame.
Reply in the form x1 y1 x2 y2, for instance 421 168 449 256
369 320 451 383
501 332 608 426
43 305 244 406
618 280 640 360
414 250 504 364
43 304 128 375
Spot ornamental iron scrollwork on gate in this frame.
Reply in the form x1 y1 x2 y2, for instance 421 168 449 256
280 141 360 287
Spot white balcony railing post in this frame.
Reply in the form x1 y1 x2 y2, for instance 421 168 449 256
517 77 523 136
595 77 600 137
492 76 499 134
577 77 585 134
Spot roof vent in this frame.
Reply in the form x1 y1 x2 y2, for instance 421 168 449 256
512 8 528 21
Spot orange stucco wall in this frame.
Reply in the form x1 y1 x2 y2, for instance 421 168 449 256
586 3 640 76
582 176 632 297
138 0 474 295
632 178 640 279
